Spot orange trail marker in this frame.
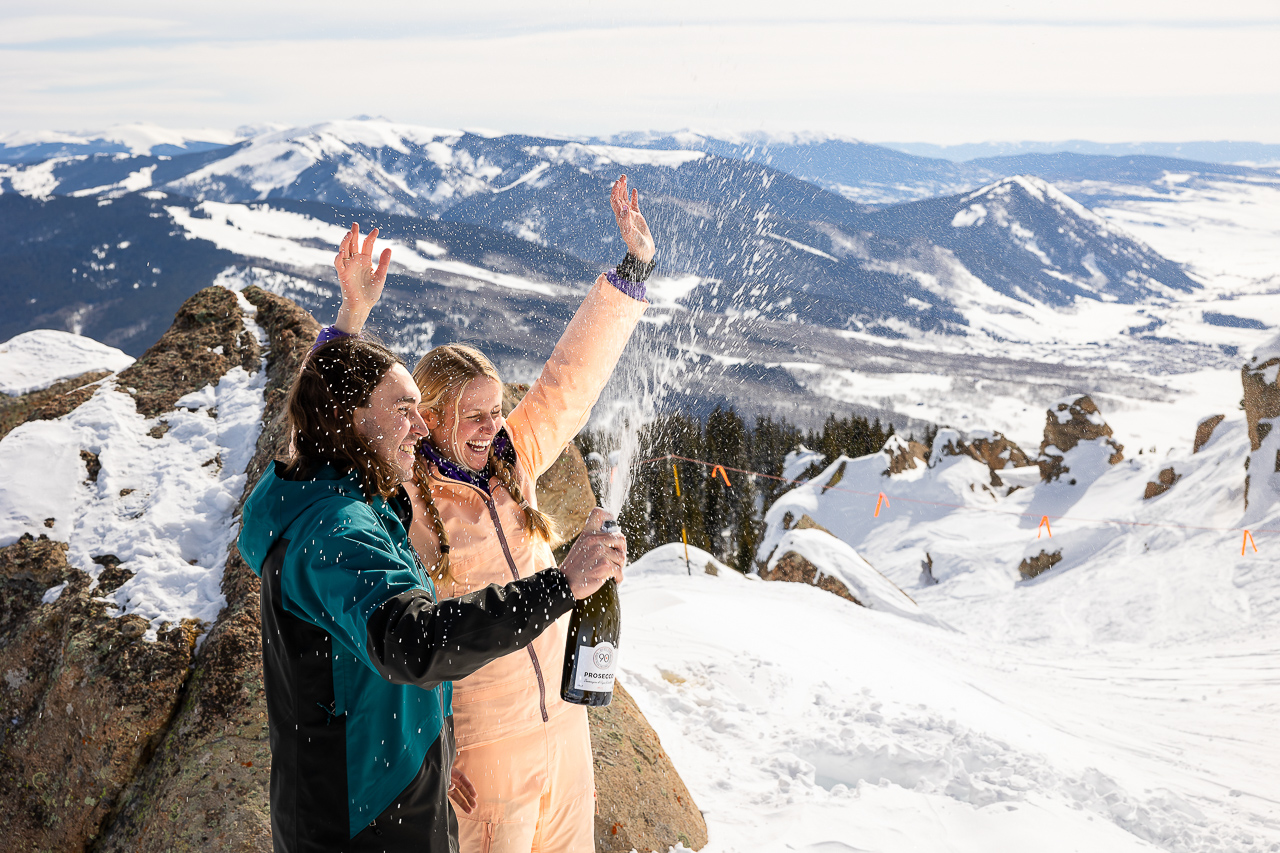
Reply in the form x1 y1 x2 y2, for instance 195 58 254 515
711 465 732 487
1243 529 1258 555
1037 516 1053 538
874 492 890 518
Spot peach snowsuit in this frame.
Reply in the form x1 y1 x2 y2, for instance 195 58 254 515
405 274 646 853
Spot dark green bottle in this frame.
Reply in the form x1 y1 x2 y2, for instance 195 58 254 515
561 523 622 706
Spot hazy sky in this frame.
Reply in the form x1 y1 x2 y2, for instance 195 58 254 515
3 0 1279 142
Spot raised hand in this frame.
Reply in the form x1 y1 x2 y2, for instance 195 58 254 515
610 175 655 264
333 222 392 335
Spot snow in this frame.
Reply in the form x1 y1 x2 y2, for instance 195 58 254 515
0 123 242 156
0 330 134 395
167 201 555 295
783 445 824 481
0 293 268 640
621 430 1280 851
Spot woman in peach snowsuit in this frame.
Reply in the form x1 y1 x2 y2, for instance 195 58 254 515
323 175 654 853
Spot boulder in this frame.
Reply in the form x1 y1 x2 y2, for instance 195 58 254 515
881 434 928 476
1036 395 1124 482
1242 338 1280 510
930 428 1030 485
502 383 596 546
1144 467 1181 499
1193 414 1225 454
1019 549 1062 580
589 683 708 853
759 549 864 606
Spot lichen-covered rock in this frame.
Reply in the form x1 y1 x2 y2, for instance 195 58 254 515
501 382 596 546
94 285 314 853
1243 337 1280 511
0 534 200 851
0 370 113 441
117 286 263 418
589 682 707 853
882 434 928 476
1037 395 1124 482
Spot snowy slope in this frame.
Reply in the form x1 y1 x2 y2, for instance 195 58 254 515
620 544 1277 852
0 330 134 395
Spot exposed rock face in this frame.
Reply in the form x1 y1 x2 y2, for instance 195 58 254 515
0 533 201 850
1144 467 1181 500
94 284 312 852
589 683 708 853
1019 549 1063 580
882 435 928 476
1243 341 1280 510
780 512 834 537
759 549 864 606
0 370 113 441
502 382 596 547
1037 395 1124 482
117 286 264 418
930 428 1030 485
1194 414 1225 454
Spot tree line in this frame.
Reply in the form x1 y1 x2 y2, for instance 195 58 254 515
576 408 897 574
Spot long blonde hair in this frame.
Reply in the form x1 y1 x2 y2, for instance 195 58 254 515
411 344 557 584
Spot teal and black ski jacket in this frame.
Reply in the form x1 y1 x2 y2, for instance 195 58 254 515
239 461 576 852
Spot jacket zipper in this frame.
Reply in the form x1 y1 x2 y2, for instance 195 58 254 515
484 496 550 723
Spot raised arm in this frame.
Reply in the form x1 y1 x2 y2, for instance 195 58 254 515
505 175 656 477
332 222 392 335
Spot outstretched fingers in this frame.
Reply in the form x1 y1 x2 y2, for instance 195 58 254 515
374 247 392 285
360 226 380 259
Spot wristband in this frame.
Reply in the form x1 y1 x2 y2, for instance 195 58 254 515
616 251 656 283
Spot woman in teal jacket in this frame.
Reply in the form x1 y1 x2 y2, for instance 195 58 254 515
238 336 624 852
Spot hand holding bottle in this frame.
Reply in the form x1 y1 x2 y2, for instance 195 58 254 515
558 508 626 600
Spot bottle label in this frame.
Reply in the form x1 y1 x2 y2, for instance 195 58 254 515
573 641 618 693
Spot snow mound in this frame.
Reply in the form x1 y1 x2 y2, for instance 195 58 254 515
782 445 824 482
628 542 743 581
0 330 134 395
763 527 941 626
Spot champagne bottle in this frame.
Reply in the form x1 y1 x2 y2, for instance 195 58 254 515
561 520 622 706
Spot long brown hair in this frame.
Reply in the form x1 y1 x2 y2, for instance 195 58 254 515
284 337 406 500
411 344 556 584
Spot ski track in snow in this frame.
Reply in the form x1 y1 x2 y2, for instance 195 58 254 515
621 546 1280 853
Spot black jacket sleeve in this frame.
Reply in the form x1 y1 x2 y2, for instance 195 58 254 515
364 567 576 687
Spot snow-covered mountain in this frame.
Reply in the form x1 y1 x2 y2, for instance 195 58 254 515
2 117 1277 443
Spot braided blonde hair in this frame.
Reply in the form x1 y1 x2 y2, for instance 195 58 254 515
412 344 557 585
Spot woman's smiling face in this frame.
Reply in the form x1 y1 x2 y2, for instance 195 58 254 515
425 376 503 472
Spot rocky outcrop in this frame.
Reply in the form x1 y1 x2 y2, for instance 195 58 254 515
1037 395 1124 482
1019 549 1062 580
882 434 928 476
502 382 596 547
0 370 113 441
589 683 708 853
780 512 834 536
1243 340 1280 510
0 534 201 851
759 549 864 606
0 285 277 853
93 284 313 852
1144 467 1181 500
930 428 1030 486
1193 414 1225 454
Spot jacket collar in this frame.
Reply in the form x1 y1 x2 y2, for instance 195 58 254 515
418 427 516 494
